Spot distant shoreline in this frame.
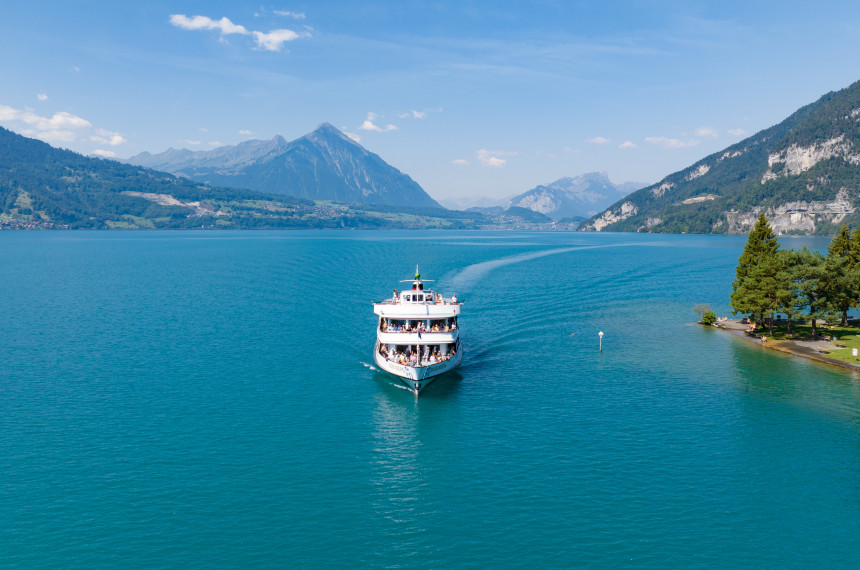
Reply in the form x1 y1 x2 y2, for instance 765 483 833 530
711 319 860 373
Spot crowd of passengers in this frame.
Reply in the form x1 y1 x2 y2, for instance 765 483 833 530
380 318 457 333
379 344 457 367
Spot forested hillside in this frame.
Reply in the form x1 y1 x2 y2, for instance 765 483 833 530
581 80 860 234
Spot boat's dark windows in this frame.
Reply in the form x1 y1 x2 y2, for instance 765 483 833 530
417 295 423 301
405 295 411 301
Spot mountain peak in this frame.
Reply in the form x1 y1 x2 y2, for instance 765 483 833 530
507 173 640 220
309 122 358 145
125 122 441 209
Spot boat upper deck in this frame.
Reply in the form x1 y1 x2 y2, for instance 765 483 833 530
372 273 461 318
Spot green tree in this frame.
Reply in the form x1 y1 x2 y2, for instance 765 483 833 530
791 247 830 338
731 214 784 330
828 223 852 257
850 225 860 265
825 224 858 325
779 249 804 335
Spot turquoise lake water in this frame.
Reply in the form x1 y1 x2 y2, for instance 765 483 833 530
2 230 860 568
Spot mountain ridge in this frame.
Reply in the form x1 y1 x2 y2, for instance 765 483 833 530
126 123 442 209
580 80 860 234
507 172 642 220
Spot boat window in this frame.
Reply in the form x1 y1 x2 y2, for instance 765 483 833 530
417 295 423 302
405 295 411 301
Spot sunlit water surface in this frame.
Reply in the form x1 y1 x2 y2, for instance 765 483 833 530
2 230 858 568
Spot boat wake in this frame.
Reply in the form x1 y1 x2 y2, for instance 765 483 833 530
361 362 378 371
442 245 610 293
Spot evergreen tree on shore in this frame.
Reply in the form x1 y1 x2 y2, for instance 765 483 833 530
826 223 859 325
790 247 830 338
731 214 784 331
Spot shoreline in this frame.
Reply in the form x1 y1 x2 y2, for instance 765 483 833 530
712 319 860 373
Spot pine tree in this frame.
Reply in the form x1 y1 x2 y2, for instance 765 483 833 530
850 226 860 265
792 247 830 338
731 214 781 326
828 224 851 257
826 224 857 325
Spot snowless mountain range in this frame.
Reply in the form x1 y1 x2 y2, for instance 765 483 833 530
128 124 644 219
126 123 443 209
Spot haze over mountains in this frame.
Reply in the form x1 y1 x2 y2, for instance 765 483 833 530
126 123 442 209
507 173 644 220
6 79 860 234
0 125 548 230
581 80 860 234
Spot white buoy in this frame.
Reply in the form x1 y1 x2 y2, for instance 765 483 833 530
598 331 604 352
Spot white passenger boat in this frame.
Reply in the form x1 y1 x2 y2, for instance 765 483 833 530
372 269 462 394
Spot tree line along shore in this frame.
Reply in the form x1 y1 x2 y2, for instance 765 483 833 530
698 214 860 370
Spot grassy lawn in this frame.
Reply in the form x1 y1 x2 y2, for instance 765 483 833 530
756 319 860 363
755 319 858 341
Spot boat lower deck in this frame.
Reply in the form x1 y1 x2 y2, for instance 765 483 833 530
373 343 462 393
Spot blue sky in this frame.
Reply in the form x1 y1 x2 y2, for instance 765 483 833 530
2 1 859 203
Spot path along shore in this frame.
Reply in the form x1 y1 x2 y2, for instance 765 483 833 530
712 319 860 373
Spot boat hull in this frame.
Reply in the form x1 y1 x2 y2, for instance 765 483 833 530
373 342 462 394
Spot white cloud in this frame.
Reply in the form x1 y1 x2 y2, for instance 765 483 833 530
253 29 306 51
90 128 126 146
274 10 306 20
25 129 77 143
618 141 637 149
344 131 361 142
587 136 611 144
0 104 19 121
26 110 91 131
0 105 92 141
399 110 426 119
208 141 225 147
37 93 48 101
92 149 116 158
645 136 700 149
179 139 203 145
476 149 515 168
562 146 580 154
694 126 719 138
238 129 252 135
452 158 469 165
169 14 248 35
169 13 309 52
0 103 128 151
728 128 748 136
359 112 397 132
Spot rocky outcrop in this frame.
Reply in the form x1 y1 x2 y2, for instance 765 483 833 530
685 164 710 181
585 201 638 231
725 188 855 234
651 182 673 198
761 135 860 183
